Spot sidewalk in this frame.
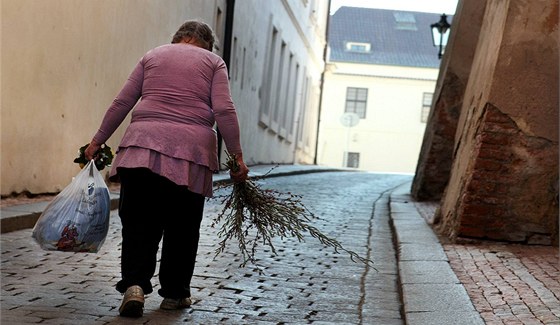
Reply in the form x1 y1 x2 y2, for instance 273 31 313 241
407 189 560 325
1 164 558 324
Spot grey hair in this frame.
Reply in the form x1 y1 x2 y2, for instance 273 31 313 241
171 20 215 51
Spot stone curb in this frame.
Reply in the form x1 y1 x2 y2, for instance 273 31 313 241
388 182 484 325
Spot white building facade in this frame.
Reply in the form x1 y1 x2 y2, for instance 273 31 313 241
229 0 329 166
317 7 444 173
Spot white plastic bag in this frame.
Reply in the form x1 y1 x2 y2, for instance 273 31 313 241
32 160 111 253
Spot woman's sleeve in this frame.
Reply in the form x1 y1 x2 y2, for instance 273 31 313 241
211 59 243 155
92 59 144 144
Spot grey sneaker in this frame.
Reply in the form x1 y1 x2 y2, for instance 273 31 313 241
160 297 192 310
119 285 144 317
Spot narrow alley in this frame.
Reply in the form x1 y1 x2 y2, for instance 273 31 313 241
2 171 410 324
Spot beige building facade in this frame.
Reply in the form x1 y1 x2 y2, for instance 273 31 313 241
1 0 328 196
317 8 443 173
318 62 437 173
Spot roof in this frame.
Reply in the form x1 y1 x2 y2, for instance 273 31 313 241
328 7 452 68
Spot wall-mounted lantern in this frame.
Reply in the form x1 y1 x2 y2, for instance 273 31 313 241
430 13 451 59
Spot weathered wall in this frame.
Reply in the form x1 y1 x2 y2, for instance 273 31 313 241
436 0 559 245
1 0 222 195
411 0 487 200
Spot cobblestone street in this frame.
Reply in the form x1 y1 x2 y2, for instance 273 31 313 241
445 243 560 325
1 172 411 324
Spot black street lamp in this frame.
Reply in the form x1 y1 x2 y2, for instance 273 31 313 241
430 14 451 59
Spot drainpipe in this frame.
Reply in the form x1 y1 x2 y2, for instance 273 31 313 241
313 0 332 165
217 0 236 163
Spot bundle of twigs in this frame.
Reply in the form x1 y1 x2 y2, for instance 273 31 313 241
211 152 373 269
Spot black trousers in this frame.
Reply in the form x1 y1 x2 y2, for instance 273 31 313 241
115 168 204 299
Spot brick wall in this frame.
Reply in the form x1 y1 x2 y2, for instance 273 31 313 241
456 104 558 244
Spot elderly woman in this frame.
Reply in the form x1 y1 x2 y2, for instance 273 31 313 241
85 20 249 318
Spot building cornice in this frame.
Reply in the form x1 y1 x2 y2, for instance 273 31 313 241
331 71 437 82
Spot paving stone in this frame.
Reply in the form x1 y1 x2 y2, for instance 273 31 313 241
402 283 478 312
398 243 449 261
0 315 45 324
2 172 411 324
361 316 404 325
406 311 484 325
399 261 459 284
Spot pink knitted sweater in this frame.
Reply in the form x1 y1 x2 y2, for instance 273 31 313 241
92 43 242 197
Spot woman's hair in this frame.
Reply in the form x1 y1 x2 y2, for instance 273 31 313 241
171 20 215 51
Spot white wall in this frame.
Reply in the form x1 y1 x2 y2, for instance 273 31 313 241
318 62 438 173
229 0 328 165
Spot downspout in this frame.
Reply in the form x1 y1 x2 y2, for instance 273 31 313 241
217 0 236 163
313 0 332 165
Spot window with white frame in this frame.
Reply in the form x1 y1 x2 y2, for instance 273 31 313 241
421 92 433 123
345 87 368 118
345 41 371 53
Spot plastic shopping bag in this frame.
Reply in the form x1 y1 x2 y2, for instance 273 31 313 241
32 160 111 253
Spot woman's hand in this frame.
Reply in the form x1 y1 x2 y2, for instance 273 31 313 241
230 153 249 183
84 140 102 161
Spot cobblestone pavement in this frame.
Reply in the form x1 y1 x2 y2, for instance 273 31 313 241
415 203 560 325
1 172 411 324
445 243 560 325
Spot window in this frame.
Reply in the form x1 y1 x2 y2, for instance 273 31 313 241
288 63 300 138
345 87 368 118
393 12 417 31
271 41 287 130
232 37 238 81
282 59 299 141
260 27 278 127
297 72 310 145
421 93 433 123
241 47 246 89
345 152 360 168
345 42 371 53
